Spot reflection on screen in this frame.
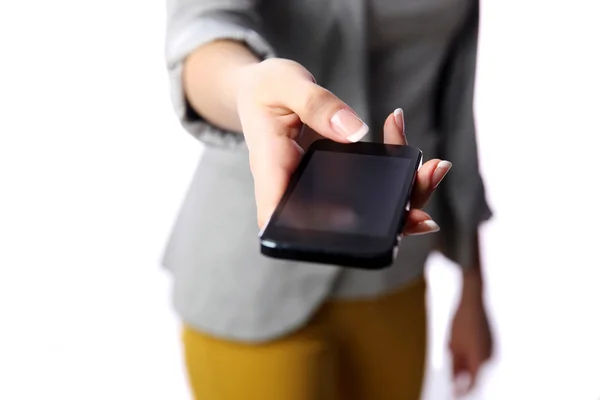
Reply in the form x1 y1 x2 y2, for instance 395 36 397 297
275 151 410 237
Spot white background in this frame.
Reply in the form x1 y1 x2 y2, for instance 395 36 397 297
1 0 599 399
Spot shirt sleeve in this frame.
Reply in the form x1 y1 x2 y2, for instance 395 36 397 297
165 0 276 149
435 0 493 269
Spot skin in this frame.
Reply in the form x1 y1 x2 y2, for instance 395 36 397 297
183 39 493 394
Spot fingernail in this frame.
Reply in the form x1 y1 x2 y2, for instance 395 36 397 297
453 372 472 397
433 160 453 188
330 109 369 142
393 108 405 132
413 220 440 235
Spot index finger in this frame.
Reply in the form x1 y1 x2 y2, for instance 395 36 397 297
241 107 304 228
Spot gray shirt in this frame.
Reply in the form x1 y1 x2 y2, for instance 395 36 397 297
331 0 474 297
163 0 492 342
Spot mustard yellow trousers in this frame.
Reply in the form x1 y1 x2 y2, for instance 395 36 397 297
182 278 427 400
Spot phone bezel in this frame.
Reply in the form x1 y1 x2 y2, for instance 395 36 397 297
259 139 423 265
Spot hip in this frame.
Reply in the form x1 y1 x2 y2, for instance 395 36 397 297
182 276 428 400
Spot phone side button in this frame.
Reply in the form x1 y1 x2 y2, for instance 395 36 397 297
261 240 277 248
393 235 402 260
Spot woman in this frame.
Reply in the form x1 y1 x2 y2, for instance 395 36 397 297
163 0 493 398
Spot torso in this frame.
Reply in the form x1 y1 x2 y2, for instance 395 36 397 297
165 0 484 340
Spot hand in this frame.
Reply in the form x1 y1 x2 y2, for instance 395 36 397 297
449 276 494 397
235 58 452 230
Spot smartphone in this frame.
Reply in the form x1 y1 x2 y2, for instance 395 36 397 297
259 139 423 269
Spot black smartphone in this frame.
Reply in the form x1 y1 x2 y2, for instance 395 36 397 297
259 139 423 270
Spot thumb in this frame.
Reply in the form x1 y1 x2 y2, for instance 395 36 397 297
272 77 370 143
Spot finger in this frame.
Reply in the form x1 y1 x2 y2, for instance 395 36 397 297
402 209 440 236
453 372 472 398
382 108 408 145
290 83 369 143
466 371 478 393
452 350 465 379
263 66 369 143
452 356 472 397
410 159 452 210
381 109 451 211
465 356 482 392
242 108 304 228
253 136 304 228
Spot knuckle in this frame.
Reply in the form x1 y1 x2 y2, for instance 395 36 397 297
300 85 331 115
261 58 307 79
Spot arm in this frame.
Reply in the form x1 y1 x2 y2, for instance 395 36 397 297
436 1 493 392
460 232 484 296
436 0 492 276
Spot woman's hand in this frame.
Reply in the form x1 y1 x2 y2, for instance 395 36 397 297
235 58 451 231
449 241 494 396
449 272 494 396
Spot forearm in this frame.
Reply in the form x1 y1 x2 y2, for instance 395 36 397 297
183 40 260 133
460 232 484 298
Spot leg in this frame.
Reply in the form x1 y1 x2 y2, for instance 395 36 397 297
182 317 339 400
328 278 428 400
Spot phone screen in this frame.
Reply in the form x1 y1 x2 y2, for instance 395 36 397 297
274 150 411 237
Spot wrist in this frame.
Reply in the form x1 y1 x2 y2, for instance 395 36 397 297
233 61 258 104
461 269 484 300
184 40 261 132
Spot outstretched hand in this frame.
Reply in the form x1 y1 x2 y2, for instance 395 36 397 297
235 59 452 232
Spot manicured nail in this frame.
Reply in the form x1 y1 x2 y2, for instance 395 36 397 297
413 220 440 235
330 109 369 142
393 108 405 132
433 160 453 188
